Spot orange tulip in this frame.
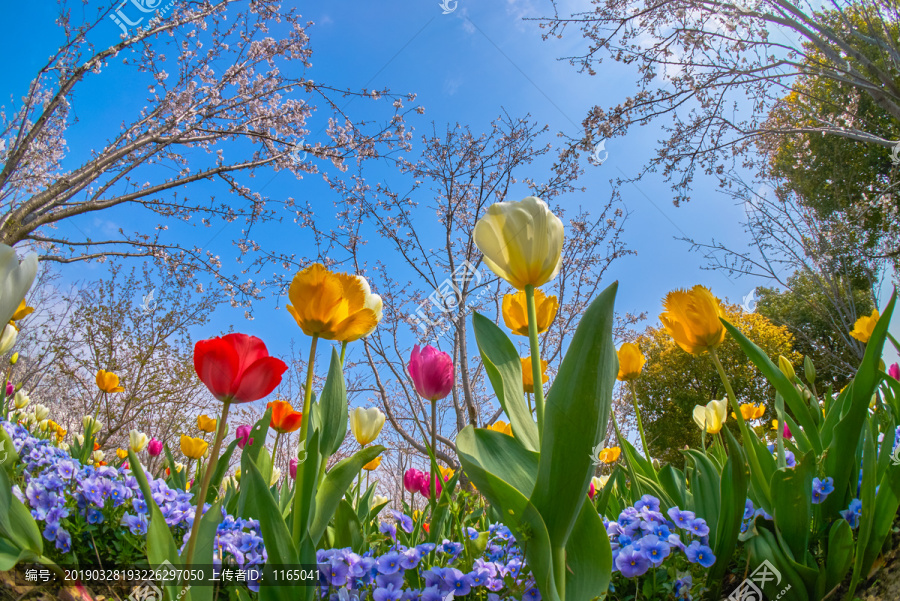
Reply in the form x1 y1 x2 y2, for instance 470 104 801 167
268 400 303 434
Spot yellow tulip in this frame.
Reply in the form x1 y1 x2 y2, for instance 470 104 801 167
692 399 728 433
521 356 548 394
778 356 796 380
486 420 513 436
349 407 386 446
96 369 125 393
616 343 646 381
363 456 382 471
439 465 455 481
11 300 34 322
501 289 558 336
197 414 217 433
660 286 726 355
180 435 208 460
598 446 621 464
738 403 761 421
286 263 380 342
753 404 765 419
849 309 879 343
473 196 564 290
116 448 128 460
234 467 241 482
592 475 610 490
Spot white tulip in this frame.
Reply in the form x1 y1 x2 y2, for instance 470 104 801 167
129 429 149 453
13 390 29 409
92 450 105 463
0 245 38 328
33 403 49 421
0 324 17 355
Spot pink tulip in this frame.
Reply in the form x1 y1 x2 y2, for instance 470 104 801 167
588 482 596 500
148 439 163 457
5 381 13 396
889 363 900 381
290 457 298 480
783 423 792 439
408 345 454 401
404 468 427 494
236 425 254 449
420 472 442 499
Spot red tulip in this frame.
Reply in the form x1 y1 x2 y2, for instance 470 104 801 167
235 425 254 449
148 438 163 457
194 333 287 404
408 345 454 401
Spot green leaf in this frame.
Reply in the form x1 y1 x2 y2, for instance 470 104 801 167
291 428 322 545
770 452 814 563
0 468 41 555
308 445 384 545
531 281 618 549
564 500 612 601
456 426 559 601
707 428 748 597
243 458 298 601
128 449 182 599
0 426 19 474
0 537 27 571
428 472 461 543
180 497 224 601
658 464 687 509
825 519 854 593
745 522 810 601
682 450 721 545
824 293 895 515
317 348 348 457
333 499 364 552
164 443 187 490
848 419 878 598
723 321 822 454
472 312 539 452
204 439 239 504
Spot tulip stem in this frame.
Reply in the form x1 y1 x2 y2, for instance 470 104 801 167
709 348 771 504
340 342 347 366
525 285 545 437
292 334 319 545
296 334 319 455
272 432 281 465
183 401 231 579
430 397 438 510
628 381 651 461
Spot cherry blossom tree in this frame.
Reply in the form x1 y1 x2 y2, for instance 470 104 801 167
305 113 637 469
0 0 417 310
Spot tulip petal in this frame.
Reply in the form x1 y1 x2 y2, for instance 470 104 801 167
232 357 289 404
194 338 240 401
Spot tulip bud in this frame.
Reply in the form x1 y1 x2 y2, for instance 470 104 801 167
83 416 102 436
9 352 18 365
39 419 49 432
778 356 795 381
234 467 242 482
59 442 69 452
803 356 816 384
76 434 85 445
92 449 105 463
129 429 150 453
270 467 282 487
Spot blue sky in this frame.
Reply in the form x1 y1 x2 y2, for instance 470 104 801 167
2 0 897 375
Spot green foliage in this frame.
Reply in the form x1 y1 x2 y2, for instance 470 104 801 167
458 282 618 601
757 272 875 388
631 304 798 466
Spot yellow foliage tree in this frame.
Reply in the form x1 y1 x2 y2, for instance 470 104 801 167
625 304 800 466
